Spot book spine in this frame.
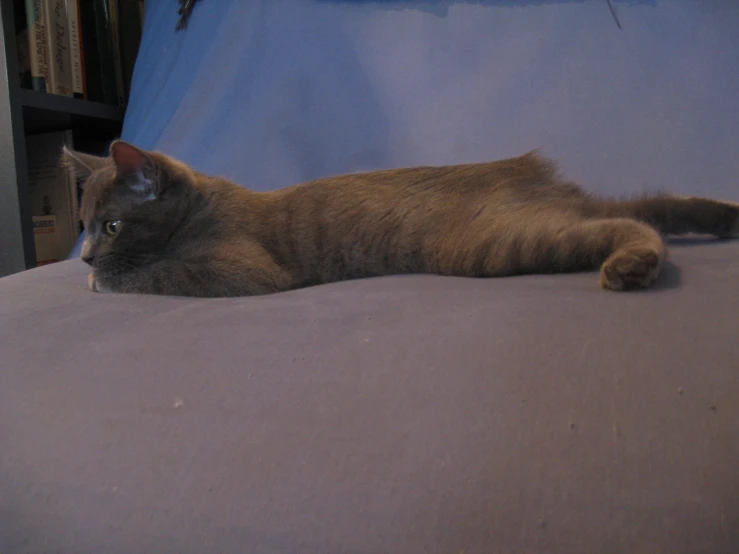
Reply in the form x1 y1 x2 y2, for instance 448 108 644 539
107 0 126 106
44 0 73 96
32 215 61 266
79 1 103 102
17 28 32 90
25 0 47 92
63 131 81 242
66 0 86 99
93 0 119 105
27 132 76 260
119 0 143 104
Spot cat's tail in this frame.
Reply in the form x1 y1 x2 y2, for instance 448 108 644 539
599 195 739 238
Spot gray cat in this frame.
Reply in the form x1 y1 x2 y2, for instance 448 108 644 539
62 141 739 297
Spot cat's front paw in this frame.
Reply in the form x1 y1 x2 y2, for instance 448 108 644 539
88 272 101 292
88 272 111 293
599 246 663 291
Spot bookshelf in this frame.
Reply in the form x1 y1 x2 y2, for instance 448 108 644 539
0 0 132 277
20 89 125 120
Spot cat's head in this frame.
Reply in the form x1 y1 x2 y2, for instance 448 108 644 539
62 141 197 273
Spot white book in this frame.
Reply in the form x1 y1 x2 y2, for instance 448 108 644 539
44 0 73 96
32 215 61 265
25 0 48 91
66 0 85 98
26 131 79 263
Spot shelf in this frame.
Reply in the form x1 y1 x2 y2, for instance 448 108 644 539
19 89 125 121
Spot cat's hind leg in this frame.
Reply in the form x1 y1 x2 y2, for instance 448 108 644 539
505 217 668 290
471 216 667 290
579 218 667 290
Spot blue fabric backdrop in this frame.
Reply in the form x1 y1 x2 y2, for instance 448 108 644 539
72 0 739 256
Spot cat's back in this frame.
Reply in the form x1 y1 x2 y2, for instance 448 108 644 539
300 150 558 196
192 151 559 207
191 151 578 244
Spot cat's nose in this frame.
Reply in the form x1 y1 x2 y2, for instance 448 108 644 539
80 238 95 265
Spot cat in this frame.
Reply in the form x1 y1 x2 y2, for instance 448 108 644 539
61 141 739 297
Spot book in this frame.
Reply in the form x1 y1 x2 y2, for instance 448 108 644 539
118 0 142 105
24 0 47 92
16 27 32 90
32 215 61 265
66 0 86 99
92 0 119 105
26 131 80 263
44 0 73 96
18 0 143 104
79 0 103 102
108 0 126 106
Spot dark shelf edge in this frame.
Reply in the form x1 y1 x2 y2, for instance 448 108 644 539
19 89 125 121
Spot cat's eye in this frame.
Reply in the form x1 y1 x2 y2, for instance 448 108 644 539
104 220 121 236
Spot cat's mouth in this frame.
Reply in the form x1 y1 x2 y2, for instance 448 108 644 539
93 251 158 274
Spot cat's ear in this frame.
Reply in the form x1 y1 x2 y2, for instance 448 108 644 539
110 140 158 198
60 146 108 180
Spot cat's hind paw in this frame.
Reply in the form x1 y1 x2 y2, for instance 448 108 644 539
599 246 663 291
